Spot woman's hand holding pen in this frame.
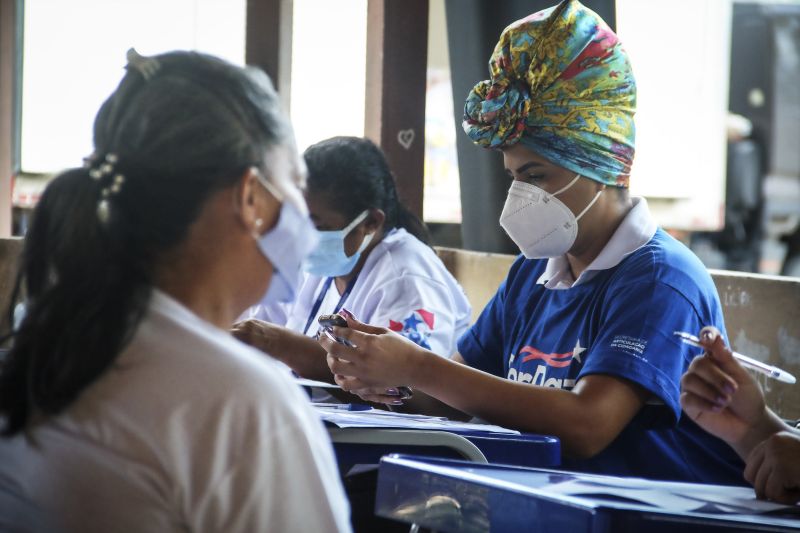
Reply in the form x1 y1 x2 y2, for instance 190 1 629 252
318 310 425 405
680 326 786 459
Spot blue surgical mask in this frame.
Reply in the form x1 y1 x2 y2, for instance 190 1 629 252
255 179 319 305
304 210 373 277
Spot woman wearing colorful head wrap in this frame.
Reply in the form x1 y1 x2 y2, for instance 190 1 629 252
320 0 745 485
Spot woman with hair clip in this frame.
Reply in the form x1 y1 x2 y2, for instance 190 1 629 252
233 136 471 389
0 50 350 532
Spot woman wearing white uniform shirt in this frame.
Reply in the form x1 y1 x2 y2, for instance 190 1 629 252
233 137 471 390
0 51 350 532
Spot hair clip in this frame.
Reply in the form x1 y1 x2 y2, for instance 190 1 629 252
126 48 160 81
97 200 110 224
88 153 119 180
85 153 126 224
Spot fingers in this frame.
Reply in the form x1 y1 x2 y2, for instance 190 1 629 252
332 372 366 391
698 326 747 379
356 391 405 406
679 391 722 422
324 324 371 349
230 319 266 346
681 354 737 404
340 308 386 335
331 374 406 405
327 353 355 376
744 438 767 492
319 329 359 358
764 469 792 504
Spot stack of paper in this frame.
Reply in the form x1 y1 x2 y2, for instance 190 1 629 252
313 404 521 435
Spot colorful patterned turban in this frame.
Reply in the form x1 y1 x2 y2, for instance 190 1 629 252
463 0 636 187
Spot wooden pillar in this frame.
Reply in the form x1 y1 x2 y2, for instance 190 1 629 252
365 0 429 219
0 0 20 237
246 0 293 107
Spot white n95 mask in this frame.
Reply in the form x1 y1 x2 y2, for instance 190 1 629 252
499 174 602 259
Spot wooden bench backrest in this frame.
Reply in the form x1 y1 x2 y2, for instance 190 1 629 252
0 238 22 333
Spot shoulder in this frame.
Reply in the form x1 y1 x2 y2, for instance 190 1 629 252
617 229 713 287
366 229 451 281
126 310 311 422
609 229 720 312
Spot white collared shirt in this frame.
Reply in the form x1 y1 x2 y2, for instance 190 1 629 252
537 197 658 290
0 290 351 533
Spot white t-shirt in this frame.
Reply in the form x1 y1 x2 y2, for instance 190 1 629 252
0 290 351 533
282 228 471 357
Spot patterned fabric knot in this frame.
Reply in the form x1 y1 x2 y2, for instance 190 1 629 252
464 79 531 149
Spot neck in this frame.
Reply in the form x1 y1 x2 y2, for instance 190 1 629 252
334 227 387 294
153 215 261 329
566 198 632 280
155 262 242 329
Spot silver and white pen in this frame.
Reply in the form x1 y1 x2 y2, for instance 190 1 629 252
674 331 796 385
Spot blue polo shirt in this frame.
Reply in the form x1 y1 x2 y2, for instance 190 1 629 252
458 202 745 485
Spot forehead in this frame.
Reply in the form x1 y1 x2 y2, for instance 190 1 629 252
502 144 555 171
305 188 348 225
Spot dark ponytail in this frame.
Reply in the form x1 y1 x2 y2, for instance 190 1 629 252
0 51 292 435
303 136 431 245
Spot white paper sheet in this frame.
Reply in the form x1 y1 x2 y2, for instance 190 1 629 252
314 406 521 435
544 477 796 514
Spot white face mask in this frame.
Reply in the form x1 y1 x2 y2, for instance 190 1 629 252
254 175 318 305
303 210 373 277
499 174 602 259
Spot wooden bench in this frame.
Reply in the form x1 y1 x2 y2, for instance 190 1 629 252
436 246 800 420
0 238 22 334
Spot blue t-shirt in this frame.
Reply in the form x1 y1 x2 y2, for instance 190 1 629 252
458 229 745 485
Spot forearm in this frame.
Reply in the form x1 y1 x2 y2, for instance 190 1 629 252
393 389 471 420
257 324 333 383
410 354 628 458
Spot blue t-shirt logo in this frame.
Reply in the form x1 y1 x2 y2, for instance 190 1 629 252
507 339 587 389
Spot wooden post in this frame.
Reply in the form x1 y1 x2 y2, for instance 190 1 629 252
0 0 19 237
246 0 293 107
365 0 429 219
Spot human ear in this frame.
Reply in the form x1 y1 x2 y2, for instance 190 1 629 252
234 167 279 234
365 208 386 233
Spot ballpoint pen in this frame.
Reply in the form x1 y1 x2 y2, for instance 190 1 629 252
674 331 796 385
312 402 372 411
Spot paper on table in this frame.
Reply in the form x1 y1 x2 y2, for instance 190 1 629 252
544 477 795 515
314 404 448 420
316 407 521 435
295 377 340 389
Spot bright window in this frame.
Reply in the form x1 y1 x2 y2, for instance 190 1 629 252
20 0 246 174
423 0 461 223
616 0 731 231
289 0 367 151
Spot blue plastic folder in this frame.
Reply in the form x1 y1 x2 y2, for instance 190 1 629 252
375 455 800 532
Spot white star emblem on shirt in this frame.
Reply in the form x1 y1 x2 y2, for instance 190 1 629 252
573 339 586 363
